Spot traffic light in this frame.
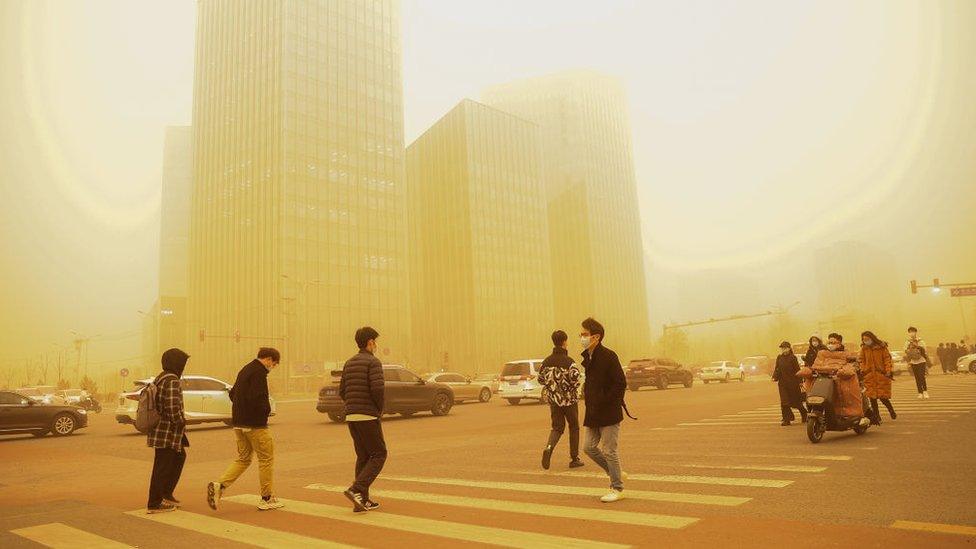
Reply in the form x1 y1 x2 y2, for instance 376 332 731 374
198 329 205 342
933 278 941 293
234 329 241 343
910 280 917 294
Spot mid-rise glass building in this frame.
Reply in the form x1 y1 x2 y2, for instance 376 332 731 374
407 100 554 374
483 70 650 361
188 0 409 381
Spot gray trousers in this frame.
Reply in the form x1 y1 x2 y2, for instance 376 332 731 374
584 423 623 491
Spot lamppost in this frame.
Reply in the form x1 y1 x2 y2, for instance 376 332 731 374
281 275 321 389
69 331 101 383
909 278 976 341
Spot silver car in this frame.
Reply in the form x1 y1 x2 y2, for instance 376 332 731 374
958 353 976 374
426 372 493 403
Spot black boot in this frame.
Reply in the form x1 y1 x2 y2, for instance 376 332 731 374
542 431 560 470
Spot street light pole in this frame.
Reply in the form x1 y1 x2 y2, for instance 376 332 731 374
282 275 321 392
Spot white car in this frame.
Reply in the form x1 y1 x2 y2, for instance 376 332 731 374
498 359 545 405
54 389 89 405
18 387 68 405
426 372 494 403
958 353 976 374
699 361 745 383
115 375 276 432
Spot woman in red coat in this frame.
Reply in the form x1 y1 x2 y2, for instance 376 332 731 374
859 331 897 424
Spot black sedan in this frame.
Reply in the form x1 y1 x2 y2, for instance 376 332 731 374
317 364 454 422
0 390 89 437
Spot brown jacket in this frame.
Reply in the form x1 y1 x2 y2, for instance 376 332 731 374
798 349 863 417
859 344 893 399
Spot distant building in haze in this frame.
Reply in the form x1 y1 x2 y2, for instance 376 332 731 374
407 99 554 374
483 70 650 360
186 1 409 381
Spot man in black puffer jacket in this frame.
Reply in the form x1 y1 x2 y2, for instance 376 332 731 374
339 327 386 512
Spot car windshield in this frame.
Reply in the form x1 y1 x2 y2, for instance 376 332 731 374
502 363 531 377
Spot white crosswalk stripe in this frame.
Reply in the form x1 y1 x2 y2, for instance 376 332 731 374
511 469 793 488
11 523 134 549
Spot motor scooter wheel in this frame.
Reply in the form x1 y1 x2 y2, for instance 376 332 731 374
806 417 825 443
853 423 868 435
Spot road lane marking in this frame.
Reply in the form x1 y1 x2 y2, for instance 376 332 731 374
11 523 134 549
304 484 699 529
511 470 792 488
381 475 751 506
603 451 851 461
678 422 780 426
682 464 827 473
225 495 629 549
125 509 355 548
891 520 976 537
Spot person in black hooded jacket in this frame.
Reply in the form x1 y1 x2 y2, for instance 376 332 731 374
146 347 190 513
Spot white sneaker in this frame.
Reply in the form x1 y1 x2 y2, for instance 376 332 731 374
923 391 930 399
600 489 625 503
917 393 924 400
258 496 284 511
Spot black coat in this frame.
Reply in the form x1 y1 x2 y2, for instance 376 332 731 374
772 353 803 407
229 359 271 428
339 350 385 417
581 343 627 427
802 346 820 368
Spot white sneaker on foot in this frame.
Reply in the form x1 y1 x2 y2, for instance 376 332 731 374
917 393 924 400
258 496 284 511
600 489 624 503
923 391 930 399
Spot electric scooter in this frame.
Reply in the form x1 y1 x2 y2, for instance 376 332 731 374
805 369 871 443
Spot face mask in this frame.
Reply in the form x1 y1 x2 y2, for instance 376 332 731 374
826 344 839 351
862 340 872 347
581 336 591 348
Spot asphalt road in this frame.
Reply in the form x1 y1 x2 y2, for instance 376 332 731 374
1 372 974 548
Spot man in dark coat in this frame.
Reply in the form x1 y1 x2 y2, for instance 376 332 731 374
208 347 282 512
772 341 807 426
339 326 386 512
580 317 628 503
937 343 948 374
539 330 584 470
146 348 190 513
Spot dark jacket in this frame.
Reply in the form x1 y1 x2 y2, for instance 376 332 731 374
803 344 820 368
339 350 385 417
581 343 627 427
772 353 803 407
229 359 272 428
147 348 189 451
539 347 581 407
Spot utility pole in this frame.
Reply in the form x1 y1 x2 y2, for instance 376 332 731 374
281 275 321 393
909 278 976 341
662 302 800 358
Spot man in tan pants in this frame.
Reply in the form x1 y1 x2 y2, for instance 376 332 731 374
207 348 283 511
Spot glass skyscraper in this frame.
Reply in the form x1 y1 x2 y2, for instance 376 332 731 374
483 70 651 361
188 0 409 381
407 100 554 374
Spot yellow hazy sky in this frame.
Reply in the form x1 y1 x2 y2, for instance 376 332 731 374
1 0 974 368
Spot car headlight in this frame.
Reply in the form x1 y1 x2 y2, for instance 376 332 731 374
77 408 87 414
807 396 825 405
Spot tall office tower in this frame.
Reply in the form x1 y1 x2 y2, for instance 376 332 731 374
407 100 554 374
142 126 192 376
483 70 650 361
188 1 409 381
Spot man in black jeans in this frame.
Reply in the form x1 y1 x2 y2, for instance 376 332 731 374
539 330 584 470
339 327 387 512
146 348 190 513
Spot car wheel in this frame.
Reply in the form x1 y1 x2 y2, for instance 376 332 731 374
478 388 492 402
327 412 346 423
683 377 693 388
506 398 522 405
970 362 976 374
657 377 668 390
431 393 452 416
31 430 49 437
51 413 77 436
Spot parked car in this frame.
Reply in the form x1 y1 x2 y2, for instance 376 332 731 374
958 353 976 374
18 387 67 405
497 359 545 405
626 358 693 390
699 361 745 383
427 372 493 403
739 355 773 376
0 389 88 437
115 375 276 433
473 373 501 394
889 350 910 376
317 364 454 422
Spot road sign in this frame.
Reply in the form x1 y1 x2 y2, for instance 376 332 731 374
951 287 976 297
120 368 129 378
302 364 311 374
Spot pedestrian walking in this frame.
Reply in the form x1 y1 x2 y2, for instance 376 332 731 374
904 327 929 399
803 335 824 368
207 348 283 512
580 317 631 503
937 343 948 374
772 341 806 426
859 331 896 424
339 327 386 512
539 330 584 470
949 343 961 374
146 348 190 514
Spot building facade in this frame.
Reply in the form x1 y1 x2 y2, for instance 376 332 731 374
408 100 554 374
483 70 650 361
188 0 409 382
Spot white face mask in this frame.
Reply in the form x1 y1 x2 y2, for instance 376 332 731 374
581 336 592 348
826 343 839 351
